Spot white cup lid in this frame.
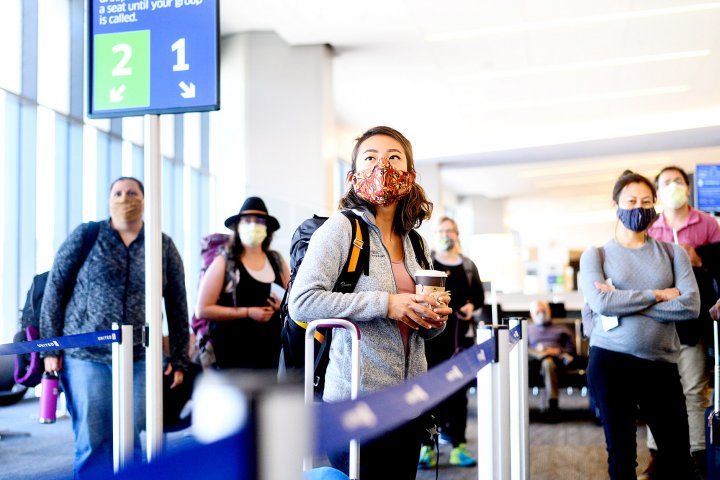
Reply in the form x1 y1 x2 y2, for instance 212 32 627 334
414 269 447 278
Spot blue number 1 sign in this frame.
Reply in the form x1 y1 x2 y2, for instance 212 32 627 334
88 0 220 118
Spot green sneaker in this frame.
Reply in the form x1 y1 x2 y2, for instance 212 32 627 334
418 445 437 469
450 443 477 467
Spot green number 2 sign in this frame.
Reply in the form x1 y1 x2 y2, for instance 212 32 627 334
94 30 151 111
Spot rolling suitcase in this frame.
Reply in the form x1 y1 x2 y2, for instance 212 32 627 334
707 316 720 479
303 319 361 480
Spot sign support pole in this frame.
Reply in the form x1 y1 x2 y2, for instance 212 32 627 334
112 323 134 473
144 114 164 461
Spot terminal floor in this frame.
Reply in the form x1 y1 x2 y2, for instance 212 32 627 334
415 390 651 480
0 391 650 480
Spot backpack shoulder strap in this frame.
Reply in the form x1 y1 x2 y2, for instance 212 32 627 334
662 241 675 261
461 255 474 286
408 230 430 270
335 210 370 292
79 221 101 266
267 250 284 284
59 221 101 309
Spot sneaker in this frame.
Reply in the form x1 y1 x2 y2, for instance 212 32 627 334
438 432 452 445
418 445 437 469
638 449 656 480
449 443 477 467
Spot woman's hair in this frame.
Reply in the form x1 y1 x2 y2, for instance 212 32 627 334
226 220 274 262
612 170 656 203
110 176 145 195
654 165 690 187
338 126 433 234
438 216 459 233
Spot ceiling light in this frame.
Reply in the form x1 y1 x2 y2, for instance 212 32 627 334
427 2 720 41
519 156 674 178
533 173 621 188
451 50 711 82
480 85 691 111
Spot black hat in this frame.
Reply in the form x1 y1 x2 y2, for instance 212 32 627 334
224 196 280 232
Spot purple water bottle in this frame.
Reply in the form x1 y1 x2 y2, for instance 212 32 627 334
39 371 59 424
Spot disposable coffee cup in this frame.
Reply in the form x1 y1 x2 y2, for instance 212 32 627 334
414 270 447 299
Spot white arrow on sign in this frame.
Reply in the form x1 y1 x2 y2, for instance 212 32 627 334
179 81 196 99
110 85 126 103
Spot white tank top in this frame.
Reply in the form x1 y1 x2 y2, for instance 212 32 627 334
244 257 275 284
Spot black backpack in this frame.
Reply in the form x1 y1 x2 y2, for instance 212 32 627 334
14 222 100 387
279 210 429 396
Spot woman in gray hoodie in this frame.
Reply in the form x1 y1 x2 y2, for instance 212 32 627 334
289 126 451 479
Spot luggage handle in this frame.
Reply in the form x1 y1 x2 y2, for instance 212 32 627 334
304 319 361 480
709 317 720 447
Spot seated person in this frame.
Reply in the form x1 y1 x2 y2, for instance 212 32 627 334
528 300 576 419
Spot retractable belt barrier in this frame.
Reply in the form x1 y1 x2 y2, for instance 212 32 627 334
315 334 497 455
0 329 120 356
0 324 135 474
312 318 529 480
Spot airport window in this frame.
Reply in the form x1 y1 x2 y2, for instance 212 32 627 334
37 0 71 115
0 0 214 341
0 0 22 94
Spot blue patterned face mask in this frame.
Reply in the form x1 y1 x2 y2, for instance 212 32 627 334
616 207 657 232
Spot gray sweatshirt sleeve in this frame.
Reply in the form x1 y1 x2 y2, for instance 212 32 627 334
288 213 390 322
639 244 700 322
579 247 657 317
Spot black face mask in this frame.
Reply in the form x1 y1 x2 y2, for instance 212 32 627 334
617 207 657 232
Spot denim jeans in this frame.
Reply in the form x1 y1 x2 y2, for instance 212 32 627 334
61 357 146 479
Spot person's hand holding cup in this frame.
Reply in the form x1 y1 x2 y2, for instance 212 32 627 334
414 270 452 327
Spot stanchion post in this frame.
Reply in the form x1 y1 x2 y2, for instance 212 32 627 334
144 114 164 461
304 320 361 480
477 324 511 480
508 317 529 480
112 323 134 473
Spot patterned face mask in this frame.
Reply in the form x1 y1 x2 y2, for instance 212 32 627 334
352 163 416 207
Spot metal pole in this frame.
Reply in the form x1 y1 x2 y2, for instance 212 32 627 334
477 325 511 480
112 323 134 473
509 318 530 480
714 319 719 413
144 114 164 461
304 319 361 480
491 281 499 326
496 326 511 480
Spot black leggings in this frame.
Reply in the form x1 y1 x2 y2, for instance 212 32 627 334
588 347 693 480
329 418 423 480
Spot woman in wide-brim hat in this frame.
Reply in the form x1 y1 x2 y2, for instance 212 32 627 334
195 196 290 370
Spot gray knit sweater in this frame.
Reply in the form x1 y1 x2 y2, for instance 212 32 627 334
39 221 190 369
288 209 444 402
579 237 700 363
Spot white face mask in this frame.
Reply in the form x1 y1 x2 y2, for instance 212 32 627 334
238 222 267 248
659 183 689 210
437 237 455 252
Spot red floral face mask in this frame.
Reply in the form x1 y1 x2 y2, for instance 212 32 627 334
352 164 416 207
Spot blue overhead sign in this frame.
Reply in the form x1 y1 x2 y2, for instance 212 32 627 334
88 0 219 118
696 164 720 213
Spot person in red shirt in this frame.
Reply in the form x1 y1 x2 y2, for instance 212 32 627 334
642 165 720 479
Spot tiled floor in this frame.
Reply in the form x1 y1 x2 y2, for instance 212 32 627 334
0 389 651 480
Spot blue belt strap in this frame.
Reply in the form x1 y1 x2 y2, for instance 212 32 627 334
0 329 121 356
